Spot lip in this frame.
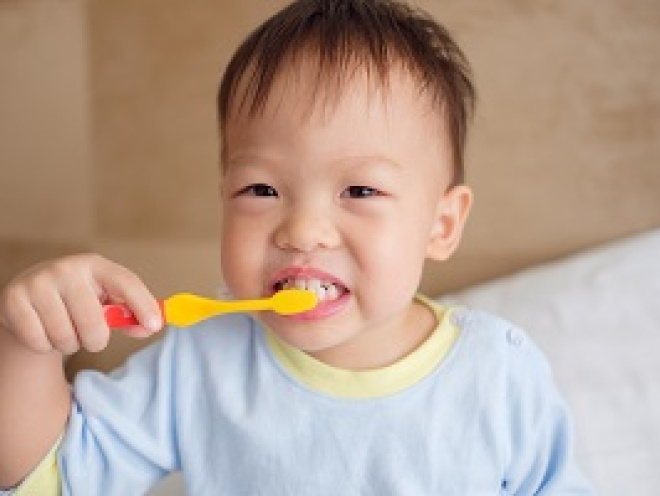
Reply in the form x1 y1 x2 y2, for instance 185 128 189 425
268 266 351 321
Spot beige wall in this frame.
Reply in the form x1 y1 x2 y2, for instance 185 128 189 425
1 1 659 372
0 1 91 271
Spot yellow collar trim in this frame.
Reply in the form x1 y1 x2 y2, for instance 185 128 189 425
265 296 459 398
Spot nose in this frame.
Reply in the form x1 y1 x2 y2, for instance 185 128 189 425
274 206 340 253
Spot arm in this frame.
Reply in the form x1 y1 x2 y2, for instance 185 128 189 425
0 254 162 487
502 328 593 495
0 326 69 487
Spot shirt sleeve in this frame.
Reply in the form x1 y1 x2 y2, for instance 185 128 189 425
501 326 593 495
57 330 182 495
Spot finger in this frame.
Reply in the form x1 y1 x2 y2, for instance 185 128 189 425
1 285 53 353
28 279 81 355
59 276 111 353
120 325 158 339
91 257 163 333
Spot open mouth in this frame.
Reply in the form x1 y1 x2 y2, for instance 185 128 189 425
272 276 349 303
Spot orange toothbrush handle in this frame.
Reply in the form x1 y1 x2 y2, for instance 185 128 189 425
104 301 165 328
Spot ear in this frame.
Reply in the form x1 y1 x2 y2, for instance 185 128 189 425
426 185 473 261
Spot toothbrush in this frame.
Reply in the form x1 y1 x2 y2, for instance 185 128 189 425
103 289 317 328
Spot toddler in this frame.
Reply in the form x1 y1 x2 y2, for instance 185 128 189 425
0 0 592 494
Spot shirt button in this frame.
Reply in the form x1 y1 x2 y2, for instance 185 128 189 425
506 328 523 347
451 312 469 327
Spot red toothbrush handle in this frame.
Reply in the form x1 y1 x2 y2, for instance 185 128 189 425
104 301 165 328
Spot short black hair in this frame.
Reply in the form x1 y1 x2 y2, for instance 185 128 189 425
218 0 475 184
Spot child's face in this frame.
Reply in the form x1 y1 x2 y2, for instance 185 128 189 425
220 65 471 369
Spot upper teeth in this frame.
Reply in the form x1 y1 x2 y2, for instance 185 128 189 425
278 277 341 301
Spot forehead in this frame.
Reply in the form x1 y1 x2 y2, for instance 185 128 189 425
249 59 435 119
223 55 445 144
222 60 454 187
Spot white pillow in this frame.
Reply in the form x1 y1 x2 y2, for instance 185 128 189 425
443 229 660 496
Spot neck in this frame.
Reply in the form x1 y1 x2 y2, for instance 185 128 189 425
310 299 437 370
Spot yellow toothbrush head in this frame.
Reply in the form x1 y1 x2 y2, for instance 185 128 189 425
270 289 317 315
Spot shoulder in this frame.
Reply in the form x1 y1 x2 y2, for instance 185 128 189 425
450 307 549 368
450 306 575 441
446 306 555 403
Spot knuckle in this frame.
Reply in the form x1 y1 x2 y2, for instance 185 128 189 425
53 256 102 297
79 252 107 273
0 283 24 316
81 252 103 264
50 253 98 279
109 259 136 281
1 287 32 329
26 271 54 296
50 257 82 281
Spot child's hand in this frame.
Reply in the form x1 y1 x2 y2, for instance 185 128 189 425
0 254 162 355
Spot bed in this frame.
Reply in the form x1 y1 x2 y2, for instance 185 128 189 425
149 228 660 495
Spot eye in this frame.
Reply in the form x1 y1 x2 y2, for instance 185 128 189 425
236 183 278 197
342 186 381 199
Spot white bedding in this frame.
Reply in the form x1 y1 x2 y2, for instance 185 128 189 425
444 228 660 496
151 228 660 495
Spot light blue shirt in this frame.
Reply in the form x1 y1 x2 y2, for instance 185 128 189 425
58 305 592 494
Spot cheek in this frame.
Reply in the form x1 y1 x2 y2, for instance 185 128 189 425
360 204 433 261
369 240 425 290
220 216 267 295
357 243 424 323
352 215 428 297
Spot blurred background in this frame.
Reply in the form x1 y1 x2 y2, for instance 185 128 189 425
1 0 659 371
